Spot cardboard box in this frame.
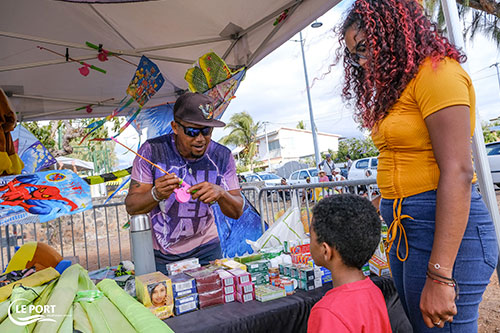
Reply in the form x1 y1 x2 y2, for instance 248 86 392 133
246 260 270 274
235 290 254 303
199 288 224 308
174 286 197 299
216 269 236 286
224 292 235 303
236 282 255 294
165 258 200 276
228 268 251 285
135 272 174 319
255 285 286 302
369 255 390 277
223 285 235 294
185 267 221 285
170 273 196 294
222 260 247 271
174 293 198 315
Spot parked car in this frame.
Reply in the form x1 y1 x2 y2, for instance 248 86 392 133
348 157 378 181
288 168 319 185
485 141 500 187
245 172 283 187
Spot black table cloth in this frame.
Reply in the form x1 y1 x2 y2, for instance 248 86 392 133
164 275 412 333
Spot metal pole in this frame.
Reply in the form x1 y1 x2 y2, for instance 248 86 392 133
264 122 272 171
299 31 321 168
491 63 500 91
441 0 500 280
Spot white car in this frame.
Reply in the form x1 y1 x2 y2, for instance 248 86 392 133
288 168 319 185
245 173 283 187
486 142 500 187
348 157 378 181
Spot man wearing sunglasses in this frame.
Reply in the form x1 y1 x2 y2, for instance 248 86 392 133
126 92 244 273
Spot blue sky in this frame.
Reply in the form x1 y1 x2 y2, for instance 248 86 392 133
117 0 500 168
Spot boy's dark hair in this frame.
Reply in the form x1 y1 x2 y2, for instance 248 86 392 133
312 194 380 269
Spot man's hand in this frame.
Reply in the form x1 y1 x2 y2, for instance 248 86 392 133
154 173 181 200
188 181 225 204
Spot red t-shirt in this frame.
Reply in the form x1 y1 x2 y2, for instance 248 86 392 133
307 278 392 333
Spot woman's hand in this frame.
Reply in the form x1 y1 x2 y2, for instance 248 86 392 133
420 277 457 328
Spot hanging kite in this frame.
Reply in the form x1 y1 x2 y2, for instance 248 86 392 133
0 170 92 226
132 52 246 140
12 125 57 174
80 55 165 144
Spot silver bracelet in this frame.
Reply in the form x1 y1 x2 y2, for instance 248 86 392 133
151 186 161 202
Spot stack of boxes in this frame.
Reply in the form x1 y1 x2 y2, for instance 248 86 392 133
166 258 200 276
185 267 224 309
229 268 254 303
217 269 236 303
170 273 198 315
246 259 270 286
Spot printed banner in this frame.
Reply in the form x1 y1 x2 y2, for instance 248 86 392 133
0 170 92 226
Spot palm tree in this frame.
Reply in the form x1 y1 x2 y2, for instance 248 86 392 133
296 120 306 130
219 112 261 170
424 0 500 49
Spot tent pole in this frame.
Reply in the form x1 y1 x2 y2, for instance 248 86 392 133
134 37 230 53
11 94 118 107
441 0 500 281
247 1 302 67
0 54 97 72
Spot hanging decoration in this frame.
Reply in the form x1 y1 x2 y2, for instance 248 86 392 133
0 170 92 226
37 46 106 76
12 125 57 174
80 55 165 144
131 52 246 140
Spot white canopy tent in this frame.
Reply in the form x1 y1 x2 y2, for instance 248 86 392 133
0 0 498 273
0 0 338 121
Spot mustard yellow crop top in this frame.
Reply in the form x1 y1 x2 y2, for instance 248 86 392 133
371 57 476 199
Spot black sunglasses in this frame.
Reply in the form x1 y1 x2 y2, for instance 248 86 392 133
345 41 368 68
175 121 213 137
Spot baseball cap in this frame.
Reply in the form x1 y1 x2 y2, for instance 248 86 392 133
325 153 331 158
174 92 226 127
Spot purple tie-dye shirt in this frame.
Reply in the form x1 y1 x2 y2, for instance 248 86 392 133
131 134 239 255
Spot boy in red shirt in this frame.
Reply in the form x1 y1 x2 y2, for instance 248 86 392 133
308 194 392 333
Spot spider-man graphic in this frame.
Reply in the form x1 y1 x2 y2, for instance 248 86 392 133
0 175 77 215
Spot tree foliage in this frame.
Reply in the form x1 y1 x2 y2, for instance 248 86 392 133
296 120 306 130
482 120 500 143
333 137 379 163
219 111 261 169
424 0 500 49
22 117 122 173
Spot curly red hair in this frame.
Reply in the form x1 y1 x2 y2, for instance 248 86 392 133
339 0 466 129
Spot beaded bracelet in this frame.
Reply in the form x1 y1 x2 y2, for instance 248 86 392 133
426 271 460 300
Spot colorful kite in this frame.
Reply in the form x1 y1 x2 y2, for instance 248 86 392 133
80 55 165 144
131 52 246 140
0 170 92 226
12 125 57 174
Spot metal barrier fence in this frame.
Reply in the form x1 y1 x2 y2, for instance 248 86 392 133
0 198 132 272
0 180 377 272
257 179 378 233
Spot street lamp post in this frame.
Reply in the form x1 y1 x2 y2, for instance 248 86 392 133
299 30 321 168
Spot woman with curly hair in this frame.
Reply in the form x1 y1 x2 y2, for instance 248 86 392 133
337 0 498 331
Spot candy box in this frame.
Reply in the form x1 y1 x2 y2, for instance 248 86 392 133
236 282 255 295
185 267 221 285
223 285 235 294
255 285 286 302
222 260 247 271
196 280 222 293
174 294 198 315
170 273 196 294
135 272 174 319
199 288 224 308
174 286 197 299
245 260 270 274
166 258 200 276
250 273 269 285
216 269 236 287
224 292 235 303
235 290 255 303
234 254 263 263
228 268 251 285
369 255 390 277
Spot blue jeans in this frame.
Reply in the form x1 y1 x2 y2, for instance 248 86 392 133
380 186 498 333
